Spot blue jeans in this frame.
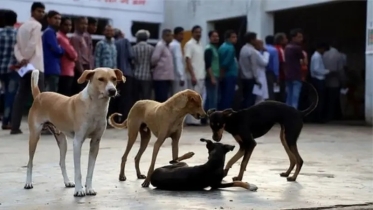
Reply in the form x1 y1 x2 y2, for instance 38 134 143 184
153 80 171 103
241 78 256 109
204 77 219 111
286 80 303 109
218 76 237 110
0 72 19 126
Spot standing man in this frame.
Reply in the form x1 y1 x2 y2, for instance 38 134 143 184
94 25 117 69
239 32 260 108
11 2 45 135
218 30 238 110
204 30 220 112
70 16 92 94
264 35 279 100
323 41 345 122
115 26 135 120
170 27 185 94
42 10 64 92
284 28 304 109
310 42 329 123
0 10 18 130
274 32 288 102
57 17 77 97
132 29 154 100
184 25 205 126
87 17 97 66
151 29 174 102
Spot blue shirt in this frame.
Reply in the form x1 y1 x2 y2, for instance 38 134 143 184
94 39 117 68
42 26 64 75
310 51 329 80
265 44 279 78
0 27 17 75
218 42 238 77
115 38 134 76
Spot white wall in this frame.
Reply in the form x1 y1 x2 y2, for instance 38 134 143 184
1 0 164 42
365 0 373 125
263 0 339 12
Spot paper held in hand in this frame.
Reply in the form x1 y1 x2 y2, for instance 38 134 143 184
17 63 35 77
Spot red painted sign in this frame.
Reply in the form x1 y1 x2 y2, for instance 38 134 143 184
72 0 146 4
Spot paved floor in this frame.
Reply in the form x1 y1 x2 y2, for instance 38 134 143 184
0 123 372 210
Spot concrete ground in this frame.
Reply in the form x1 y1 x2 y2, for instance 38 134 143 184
0 123 372 210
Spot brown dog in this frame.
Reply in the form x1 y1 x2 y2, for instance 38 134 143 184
25 68 125 197
108 89 206 187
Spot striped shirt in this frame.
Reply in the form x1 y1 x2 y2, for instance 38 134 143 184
0 26 17 74
132 41 154 80
94 39 117 68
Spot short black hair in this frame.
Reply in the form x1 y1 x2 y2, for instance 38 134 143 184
208 30 218 38
315 41 328 50
4 10 17 26
265 35 274 45
47 10 60 18
31 2 45 12
173 27 184 35
76 16 87 23
274 32 286 44
290 28 303 38
88 17 97 25
61 17 71 25
224 30 236 40
191 25 201 33
330 40 340 50
162 29 172 36
244 32 257 43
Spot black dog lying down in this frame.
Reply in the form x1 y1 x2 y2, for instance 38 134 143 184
150 138 258 191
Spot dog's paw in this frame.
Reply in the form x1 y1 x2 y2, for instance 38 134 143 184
141 180 150 188
24 183 33 189
232 176 242 181
86 188 97 196
137 174 146 179
74 189 86 197
246 183 258 191
280 172 289 177
286 177 297 182
169 160 178 164
119 175 126 181
65 182 75 188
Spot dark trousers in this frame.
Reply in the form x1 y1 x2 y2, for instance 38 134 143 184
205 77 219 111
266 71 276 100
11 71 45 131
0 72 19 126
218 76 237 110
153 80 171 103
45 75 59 92
277 80 287 103
108 76 135 121
325 87 340 122
133 79 152 100
72 64 90 95
58 76 74 96
241 78 256 109
311 78 325 123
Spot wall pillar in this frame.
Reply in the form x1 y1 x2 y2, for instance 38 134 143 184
246 0 274 40
365 0 373 125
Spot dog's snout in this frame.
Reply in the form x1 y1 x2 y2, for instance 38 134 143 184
212 134 221 142
108 88 117 97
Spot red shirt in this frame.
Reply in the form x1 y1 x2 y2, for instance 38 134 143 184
57 32 78 76
275 45 285 81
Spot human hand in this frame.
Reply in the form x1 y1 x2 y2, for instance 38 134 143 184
179 80 185 86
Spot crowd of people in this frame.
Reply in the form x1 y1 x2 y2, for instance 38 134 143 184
0 2 348 135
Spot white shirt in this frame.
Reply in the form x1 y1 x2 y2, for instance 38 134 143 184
169 39 185 81
310 51 329 80
14 17 44 72
184 38 205 80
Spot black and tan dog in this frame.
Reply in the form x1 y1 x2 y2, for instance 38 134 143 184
207 82 318 182
150 138 258 191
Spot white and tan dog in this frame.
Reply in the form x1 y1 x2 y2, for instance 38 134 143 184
24 68 125 197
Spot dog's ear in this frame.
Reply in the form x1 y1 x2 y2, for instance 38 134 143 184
187 91 201 103
77 69 95 84
222 108 234 117
200 138 213 145
113 69 126 83
206 109 216 116
224 144 235 152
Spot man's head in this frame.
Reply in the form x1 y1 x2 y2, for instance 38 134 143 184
3 10 17 27
200 138 235 160
46 10 61 29
244 32 257 45
136 29 150 42
265 35 274 45
208 30 219 44
315 41 328 54
191 25 202 41
330 41 340 50
274 32 288 46
104 25 114 39
162 29 173 44
206 108 235 141
173 27 184 42
88 17 98 34
225 30 237 44
31 2 45 22
59 17 72 34
290 28 303 44
75 17 88 33
114 28 124 40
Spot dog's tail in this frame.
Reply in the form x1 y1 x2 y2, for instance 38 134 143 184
108 113 128 129
300 82 319 117
31 70 40 98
